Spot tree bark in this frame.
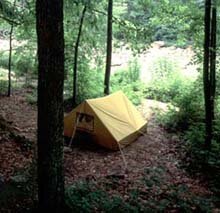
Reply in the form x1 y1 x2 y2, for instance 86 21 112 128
210 6 217 120
36 0 65 212
203 0 217 148
203 0 211 148
104 0 113 95
7 23 13 97
73 5 87 106
7 0 16 97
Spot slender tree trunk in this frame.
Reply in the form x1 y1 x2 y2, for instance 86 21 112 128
203 0 212 148
7 0 16 97
203 0 217 148
7 24 13 97
210 6 217 120
36 0 65 212
73 5 87 106
104 0 113 95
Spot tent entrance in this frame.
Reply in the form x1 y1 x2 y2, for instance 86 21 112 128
76 112 94 132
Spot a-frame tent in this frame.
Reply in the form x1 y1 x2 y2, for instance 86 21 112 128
64 91 147 150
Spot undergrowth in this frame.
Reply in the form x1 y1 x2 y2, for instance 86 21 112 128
144 55 220 201
155 75 220 198
65 167 218 212
111 57 145 105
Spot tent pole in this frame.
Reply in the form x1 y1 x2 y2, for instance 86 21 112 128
68 105 84 147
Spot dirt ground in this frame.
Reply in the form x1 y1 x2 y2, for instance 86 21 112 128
0 89 217 211
0 90 209 185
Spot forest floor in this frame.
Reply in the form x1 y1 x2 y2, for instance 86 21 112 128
0 89 219 212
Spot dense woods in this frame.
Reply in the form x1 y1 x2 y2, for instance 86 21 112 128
0 0 219 212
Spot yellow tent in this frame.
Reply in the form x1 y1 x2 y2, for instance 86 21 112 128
64 91 147 150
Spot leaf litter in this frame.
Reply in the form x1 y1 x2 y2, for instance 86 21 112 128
0 89 218 211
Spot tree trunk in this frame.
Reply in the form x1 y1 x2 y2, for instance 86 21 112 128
36 0 65 212
73 5 87 106
203 0 217 148
104 0 113 95
7 23 13 97
210 6 217 120
7 0 16 97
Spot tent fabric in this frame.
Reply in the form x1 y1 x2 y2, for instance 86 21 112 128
64 91 147 150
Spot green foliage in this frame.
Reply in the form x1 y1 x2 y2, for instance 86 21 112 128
0 165 37 212
127 58 140 82
63 0 108 103
119 0 203 49
65 181 127 213
158 82 203 131
111 58 140 86
64 55 104 103
111 57 145 105
0 0 36 79
0 51 9 69
183 131 220 194
65 169 218 213
150 56 180 80
77 64 104 103
156 72 220 195
179 91 220 192
26 90 37 105
0 182 31 211
0 79 8 94
0 45 37 81
13 47 37 77
0 0 19 24
141 167 217 212
144 56 193 103
172 86 203 128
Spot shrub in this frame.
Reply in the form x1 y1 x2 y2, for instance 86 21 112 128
77 65 104 103
64 69 104 104
162 82 204 131
150 56 180 80
0 79 8 94
111 57 145 105
0 51 9 69
64 55 104 104
13 48 37 78
145 56 194 104
65 172 217 213
26 92 37 105
157 74 220 195
65 181 129 213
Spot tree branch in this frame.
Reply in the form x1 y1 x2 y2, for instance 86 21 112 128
0 14 20 25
